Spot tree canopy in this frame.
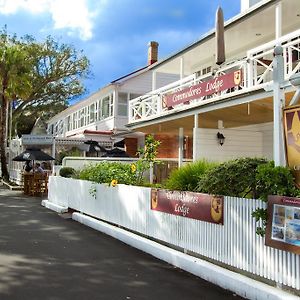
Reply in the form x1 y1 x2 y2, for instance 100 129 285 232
0 27 91 179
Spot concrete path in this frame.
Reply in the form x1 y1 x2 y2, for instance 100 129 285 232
0 187 244 300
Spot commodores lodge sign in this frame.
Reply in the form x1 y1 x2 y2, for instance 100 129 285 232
151 189 224 225
163 69 243 108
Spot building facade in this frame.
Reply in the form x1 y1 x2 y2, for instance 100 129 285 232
46 42 179 157
127 0 300 167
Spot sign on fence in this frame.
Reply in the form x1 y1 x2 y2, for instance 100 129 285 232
265 195 300 254
151 189 224 224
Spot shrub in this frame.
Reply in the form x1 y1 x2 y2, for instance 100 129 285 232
164 160 218 191
59 167 76 178
78 162 137 185
255 161 300 201
197 157 268 198
56 147 82 165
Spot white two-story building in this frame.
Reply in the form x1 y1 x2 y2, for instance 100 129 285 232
46 42 179 157
126 0 300 174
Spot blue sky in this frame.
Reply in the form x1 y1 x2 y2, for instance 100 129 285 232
0 0 240 104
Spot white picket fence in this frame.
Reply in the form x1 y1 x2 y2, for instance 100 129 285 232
48 176 300 291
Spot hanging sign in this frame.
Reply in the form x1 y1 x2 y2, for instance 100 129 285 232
151 189 224 224
265 195 300 254
163 69 242 108
283 105 300 187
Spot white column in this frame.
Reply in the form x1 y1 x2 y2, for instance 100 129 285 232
193 114 200 162
152 71 157 91
273 46 286 166
178 127 184 168
275 2 282 42
180 56 184 80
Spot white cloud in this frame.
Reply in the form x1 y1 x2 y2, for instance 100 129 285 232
0 0 100 40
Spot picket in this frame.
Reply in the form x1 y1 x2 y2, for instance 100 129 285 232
48 176 300 291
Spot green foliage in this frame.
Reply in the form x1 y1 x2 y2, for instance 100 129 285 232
56 147 82 165
252 161 300 236
197 157 268 198
59 167 76 178
252 208 268 237
137 135 161 163
136 134 161 184
165 160 218 191
14 102 67 136
0 27 90 179
255 161 299 201
76 135 162 187
78 162 137 185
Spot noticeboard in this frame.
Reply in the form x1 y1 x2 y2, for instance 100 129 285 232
265 195 300 254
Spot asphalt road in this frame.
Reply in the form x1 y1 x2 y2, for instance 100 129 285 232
0 187 244 300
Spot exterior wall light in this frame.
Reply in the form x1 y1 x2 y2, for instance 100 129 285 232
217 132 225 146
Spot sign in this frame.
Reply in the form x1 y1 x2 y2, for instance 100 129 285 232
21 135 54 145
163 69 242 108
265 195 300 254
151 189 224 224
283 105 300 187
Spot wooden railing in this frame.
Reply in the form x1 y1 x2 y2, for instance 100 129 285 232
129 29 300 123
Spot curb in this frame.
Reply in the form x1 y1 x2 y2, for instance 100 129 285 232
72 212 299 300
41 200 68 213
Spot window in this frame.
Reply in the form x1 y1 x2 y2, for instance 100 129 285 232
67 116 71 131
118 92 128 116
48 124 54 134
102 97 110 118
89 103 96 123
97 94 113 120
79 109 85 127
202 66 211 75
73 112 78 129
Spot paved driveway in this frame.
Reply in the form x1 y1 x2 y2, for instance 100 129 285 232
0 187 244 300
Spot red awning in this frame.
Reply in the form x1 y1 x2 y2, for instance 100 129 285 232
83 130 113 135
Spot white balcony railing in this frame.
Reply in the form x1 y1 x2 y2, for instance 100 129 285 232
129 29 300 123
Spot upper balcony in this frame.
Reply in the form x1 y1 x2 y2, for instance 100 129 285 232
129 29 300 125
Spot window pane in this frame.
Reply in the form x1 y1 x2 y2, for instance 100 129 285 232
90 103 95 123
118 105 127 116
102 97 110 118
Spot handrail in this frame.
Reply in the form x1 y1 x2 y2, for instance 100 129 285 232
129 30 300 123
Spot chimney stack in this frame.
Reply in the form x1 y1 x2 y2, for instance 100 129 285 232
148 41 159 65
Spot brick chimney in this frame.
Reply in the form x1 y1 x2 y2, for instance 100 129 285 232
148 41 159 65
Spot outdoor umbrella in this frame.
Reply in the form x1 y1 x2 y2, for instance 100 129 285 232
215 6 225 66
101 148 130 158
84 140 107 157
12 148 55 162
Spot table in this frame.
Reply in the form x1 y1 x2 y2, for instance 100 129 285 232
23 173 49 196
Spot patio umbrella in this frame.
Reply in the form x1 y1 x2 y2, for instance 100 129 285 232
12 148 55 162
101 148 130 158
215 6 225 66
84 140 107 157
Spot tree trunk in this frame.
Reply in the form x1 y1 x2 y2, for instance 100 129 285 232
0 84 9 181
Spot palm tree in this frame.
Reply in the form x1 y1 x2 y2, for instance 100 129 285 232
0 30 32 180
